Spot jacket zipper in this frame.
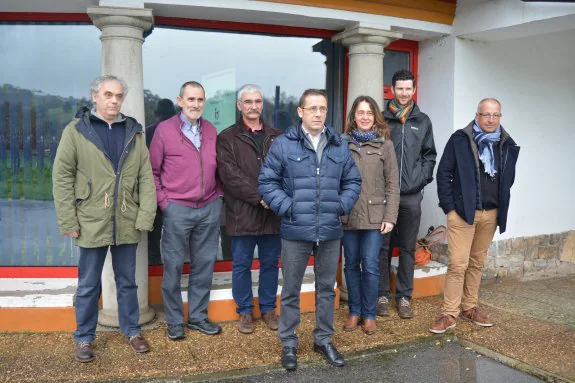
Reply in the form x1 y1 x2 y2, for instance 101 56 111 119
316 165 320 246
399 123 405 192
113 131 137 244
197 144 204 199
500 136 509 177
180 122 205 200
240 132 262 161
497 136 510 211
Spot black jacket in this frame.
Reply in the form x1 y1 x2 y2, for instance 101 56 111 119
384 102 437 195
437 121 520 233
217 118 282 236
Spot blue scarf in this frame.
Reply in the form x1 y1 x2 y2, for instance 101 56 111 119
351 129 377 148
473 121 501 177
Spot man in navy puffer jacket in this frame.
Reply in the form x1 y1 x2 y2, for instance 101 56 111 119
259 89 361 371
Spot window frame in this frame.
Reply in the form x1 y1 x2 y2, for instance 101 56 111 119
384 39 419 102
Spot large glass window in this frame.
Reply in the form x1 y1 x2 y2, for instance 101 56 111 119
0 22 414 269
142 27 329 265
143 28 327 132
0 24 100 266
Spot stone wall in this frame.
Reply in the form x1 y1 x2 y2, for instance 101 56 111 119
431 230 575 281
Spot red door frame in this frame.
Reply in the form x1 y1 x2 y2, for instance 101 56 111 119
384 39 419 102
0 12 416 277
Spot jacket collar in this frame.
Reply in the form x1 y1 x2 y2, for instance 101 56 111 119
462 120 514 145
235 117 277 136
75 106 142 149
383 101 421 121
341 132 385 144
284 121 341 146
89 107 126 124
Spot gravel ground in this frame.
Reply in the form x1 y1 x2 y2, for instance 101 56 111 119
0 277 574 382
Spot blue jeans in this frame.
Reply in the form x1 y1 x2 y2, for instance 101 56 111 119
342 230 383 320
232 235 281 314
74 244 140 343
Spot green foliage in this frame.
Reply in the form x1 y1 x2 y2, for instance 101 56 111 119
0 84 163 200
144 89 162 126
0 161 53 200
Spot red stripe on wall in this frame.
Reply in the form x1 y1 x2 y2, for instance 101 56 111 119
1 255 317 278
0 267 79 278
0 12 90 22
154 16 336 38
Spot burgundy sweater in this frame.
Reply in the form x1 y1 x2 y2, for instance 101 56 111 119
149 114 222 211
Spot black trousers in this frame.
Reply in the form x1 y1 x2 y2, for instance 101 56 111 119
378 192 423 301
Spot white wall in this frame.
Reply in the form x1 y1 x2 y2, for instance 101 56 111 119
419 28 575 240
417 35 456 237
454 0 575 41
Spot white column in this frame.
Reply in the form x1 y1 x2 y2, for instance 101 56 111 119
332 26 401 301
88 6 155 327
333 26 402 112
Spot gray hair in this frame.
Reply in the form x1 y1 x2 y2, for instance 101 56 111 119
477 97 501 112
90 75 128 96
237 84 263 100
179 81 204 98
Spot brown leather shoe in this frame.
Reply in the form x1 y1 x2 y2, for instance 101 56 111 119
362 319 377 335
429 314 456 334
343 315 361 331
127 335 150 353
397 298 415 319
262 311 279 331
75 342 95 363
461 307 494 327
237 313 254 334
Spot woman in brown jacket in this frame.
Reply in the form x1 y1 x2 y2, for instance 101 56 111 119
341 96 400 334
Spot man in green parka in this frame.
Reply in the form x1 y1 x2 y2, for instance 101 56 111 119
52 75 156 362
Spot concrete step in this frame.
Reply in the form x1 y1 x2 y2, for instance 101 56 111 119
0 266 339 332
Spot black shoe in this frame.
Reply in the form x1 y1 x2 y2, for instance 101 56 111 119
167 324 186 341
313 342 344 367
75 342 95 363
281 346 297 371
187 319 222 335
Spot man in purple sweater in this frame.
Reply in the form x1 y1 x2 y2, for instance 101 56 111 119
149 81 223 341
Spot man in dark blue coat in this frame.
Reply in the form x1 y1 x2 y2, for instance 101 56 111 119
258 89 361 371
429 98 519 334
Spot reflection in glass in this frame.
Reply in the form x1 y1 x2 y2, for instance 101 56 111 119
0 24 100 266
143 28 326 133
0 24 329 267
143 28 328 263
384 50 410 86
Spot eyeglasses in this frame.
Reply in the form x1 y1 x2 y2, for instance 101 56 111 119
477 113 502 119
301 106 328 115
355 111 374 118
241 99 263 106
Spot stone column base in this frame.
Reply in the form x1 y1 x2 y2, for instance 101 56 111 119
98 305 156 328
